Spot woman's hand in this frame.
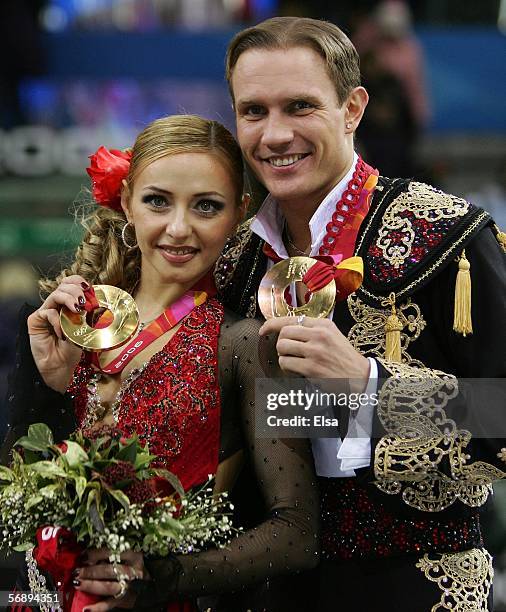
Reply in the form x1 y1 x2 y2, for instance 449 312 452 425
74 549 148 611
27 275 87 393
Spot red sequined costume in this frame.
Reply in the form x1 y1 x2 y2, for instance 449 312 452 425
69 298 224 492
3 299 320 612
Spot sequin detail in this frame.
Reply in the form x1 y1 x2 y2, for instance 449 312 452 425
319 478 482 561
367 182 469 284
68 299 224 491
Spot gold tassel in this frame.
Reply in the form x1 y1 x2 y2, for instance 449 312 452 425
494 224 506 253
453 249 472 336
384 292 403 362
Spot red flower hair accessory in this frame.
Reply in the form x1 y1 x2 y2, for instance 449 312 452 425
86 146 132 212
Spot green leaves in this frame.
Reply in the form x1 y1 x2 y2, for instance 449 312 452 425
1 423 234 560
0 466 13 482
62 441 89 469
15 423 54 452
117 437 137 463
30 461 67 479
109 489 131 512
153 468 185 499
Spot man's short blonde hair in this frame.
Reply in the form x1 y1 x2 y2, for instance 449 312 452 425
226 16 361 106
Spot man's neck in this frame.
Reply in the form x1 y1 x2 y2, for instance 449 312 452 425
279 156 356 254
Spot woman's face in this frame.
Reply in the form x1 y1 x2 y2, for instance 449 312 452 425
123 152 243 289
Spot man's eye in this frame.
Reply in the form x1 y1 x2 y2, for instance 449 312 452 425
291 100 313 113
142 194 167 208
245 105 265 117
196 200 223 215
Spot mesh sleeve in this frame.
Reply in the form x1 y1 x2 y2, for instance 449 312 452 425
140 316 320 605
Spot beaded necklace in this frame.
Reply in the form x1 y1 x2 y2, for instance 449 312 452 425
268 157 378 263
319 156 377 256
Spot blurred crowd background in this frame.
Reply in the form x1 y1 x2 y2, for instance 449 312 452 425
1 0 505 603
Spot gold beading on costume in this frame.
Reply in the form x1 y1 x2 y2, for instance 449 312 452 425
373 360 505 511
416 548 493 612
347 293 426 365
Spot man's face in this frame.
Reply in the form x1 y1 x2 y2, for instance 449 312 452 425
231 46 355 212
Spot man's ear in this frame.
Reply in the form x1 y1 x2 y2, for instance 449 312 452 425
344 86 369 133
120 179 133 222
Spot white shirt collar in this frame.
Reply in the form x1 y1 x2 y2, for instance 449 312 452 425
250 152 359 258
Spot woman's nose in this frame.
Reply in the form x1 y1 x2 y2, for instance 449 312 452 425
166 209 192 240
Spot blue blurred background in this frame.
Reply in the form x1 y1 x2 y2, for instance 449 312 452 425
1 0 505 601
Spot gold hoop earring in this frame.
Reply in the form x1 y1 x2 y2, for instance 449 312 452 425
121 222 137 249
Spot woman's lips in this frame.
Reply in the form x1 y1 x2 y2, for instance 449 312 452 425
158 246 199 264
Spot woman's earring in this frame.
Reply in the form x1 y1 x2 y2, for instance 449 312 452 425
121 222 137 249
346 122 352 130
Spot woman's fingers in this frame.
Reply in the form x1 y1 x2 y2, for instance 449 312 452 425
60 274 90 288
42 286 86 314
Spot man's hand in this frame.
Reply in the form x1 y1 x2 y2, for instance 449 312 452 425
74 549 148 611
259 316 370 391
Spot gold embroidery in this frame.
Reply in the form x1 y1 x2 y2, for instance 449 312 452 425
376 182 469 269
357 210 490 306
214 218 253 293
26 548 64 612
416 548 493 611
347 293 426 364
374 361 505 511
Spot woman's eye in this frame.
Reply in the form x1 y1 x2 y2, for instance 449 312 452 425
196 200 223 215
142 194 167 208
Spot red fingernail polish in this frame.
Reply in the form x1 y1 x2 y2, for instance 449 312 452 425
81 282 90 290
78 296 86 306
75 304 82 312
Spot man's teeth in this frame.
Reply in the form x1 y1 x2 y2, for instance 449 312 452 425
268 154 305 167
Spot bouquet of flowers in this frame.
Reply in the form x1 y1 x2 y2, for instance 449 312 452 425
0 423 234 610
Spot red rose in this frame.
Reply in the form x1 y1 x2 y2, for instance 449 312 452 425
57 442 68 453
86 146 132 211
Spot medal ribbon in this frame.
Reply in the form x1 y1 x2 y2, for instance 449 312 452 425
86 272 216 374
262 158 378 302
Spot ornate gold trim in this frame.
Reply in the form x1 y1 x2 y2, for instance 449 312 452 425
373 361 505 511
358 210 490 305
416 548 493 611
347 293 426 365
375 182 469 270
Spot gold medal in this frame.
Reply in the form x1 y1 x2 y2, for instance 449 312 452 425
60 285 139 351
258 257 336 319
